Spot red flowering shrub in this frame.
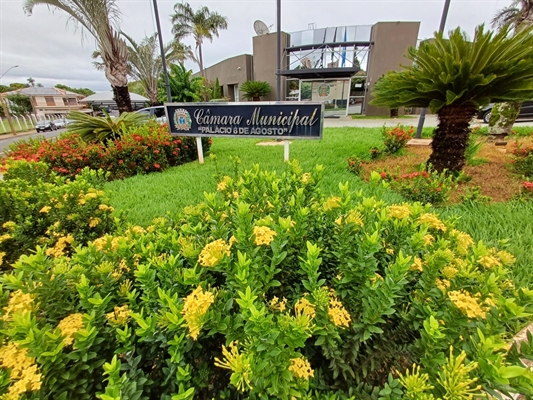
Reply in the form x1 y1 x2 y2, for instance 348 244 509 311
509 141 533 178
346 156 365 177
522 180 533 199
382 125 413 155
2 122 212 180
378 167 457 204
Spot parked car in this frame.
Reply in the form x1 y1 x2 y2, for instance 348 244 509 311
35 120 57 132
477 100 533 123
53 119 67 129
137 106 167 123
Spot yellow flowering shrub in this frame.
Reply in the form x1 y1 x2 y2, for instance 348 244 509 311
0 162 530 399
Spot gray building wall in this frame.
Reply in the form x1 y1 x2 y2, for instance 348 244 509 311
252 32 290 101
365 21 420 116
193 54 253 101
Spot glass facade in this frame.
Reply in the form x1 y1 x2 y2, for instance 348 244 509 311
289 25 372 47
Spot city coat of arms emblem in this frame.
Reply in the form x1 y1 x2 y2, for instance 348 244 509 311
173 109 192 131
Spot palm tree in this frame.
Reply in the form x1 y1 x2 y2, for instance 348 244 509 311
240 81 272 101
170 2 228 79
120 33 195 106
161 63 203 103
489 1 533 135
371 24 533 173
27 77 35 87
24 0 133 114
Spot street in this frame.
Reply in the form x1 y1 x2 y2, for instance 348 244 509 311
0 128 65 154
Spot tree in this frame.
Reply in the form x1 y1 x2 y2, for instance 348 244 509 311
120 33 193 106
212 77 222 99
161 63 203 103
489 0 533 136
240 81 272 101
55 84 95 97
5 94 33 115
171 2 228 79
27 77 36 87
371 25 533 173
24 0 133 114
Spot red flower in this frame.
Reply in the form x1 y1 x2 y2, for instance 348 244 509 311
119 160 124 164
154 163 160 169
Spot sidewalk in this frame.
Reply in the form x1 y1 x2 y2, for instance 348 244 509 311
0 130 37 141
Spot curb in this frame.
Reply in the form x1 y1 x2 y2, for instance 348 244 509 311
0 130 38 141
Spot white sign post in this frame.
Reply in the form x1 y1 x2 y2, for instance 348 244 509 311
284 140 290 162
196 137 204 164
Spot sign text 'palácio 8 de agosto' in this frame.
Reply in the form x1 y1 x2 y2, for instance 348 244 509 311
165 102 323 139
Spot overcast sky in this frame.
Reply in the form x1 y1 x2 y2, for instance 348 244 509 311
0 0 512 91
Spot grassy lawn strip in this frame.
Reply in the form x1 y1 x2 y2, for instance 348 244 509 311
105 126 532 285
350 114 416 119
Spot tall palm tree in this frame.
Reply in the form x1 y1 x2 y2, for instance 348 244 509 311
371 24 533 173
120 32 195 105
24 0 132 114
170 2 228 79
489 0 533 135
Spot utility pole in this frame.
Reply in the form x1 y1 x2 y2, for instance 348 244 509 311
415 0 451 138
153 0 172 103
276 0 281 101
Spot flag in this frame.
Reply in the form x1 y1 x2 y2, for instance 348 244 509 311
341 29 347 68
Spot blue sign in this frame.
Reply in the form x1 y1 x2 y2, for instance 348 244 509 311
165 102 323 139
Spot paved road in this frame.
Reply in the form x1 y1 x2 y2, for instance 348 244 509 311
0 128 65 155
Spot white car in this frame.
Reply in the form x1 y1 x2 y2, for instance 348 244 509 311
53 119 67 129
137 106 167 123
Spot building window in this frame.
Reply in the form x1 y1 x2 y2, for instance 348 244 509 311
68 98 77 105
45 96 55 106
63 98 69 106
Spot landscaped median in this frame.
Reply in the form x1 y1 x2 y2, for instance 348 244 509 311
1 124 533 398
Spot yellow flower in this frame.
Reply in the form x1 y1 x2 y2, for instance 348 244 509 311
253 226 277 246
0 251 4 266
78 198 86 205
217 176 232 191
278 297 287 312
229 235 238 248
106 305 131 325
448 290 486 319
57 313 84 346
496 250 516 266
0 233 12 244
423 234 434 246
323 196 342 211
289 357 314 380
89 217 101 228
45 235 74 258
441 266 458 279
301 173 312 184
130 226 146 234
419 213 447 232
214 341 253 391
410 257 423 272
39 206 51 213
294 298 316 319
2 290 34 321
233 191 239 199
436 278 451 292
386 248 394 255
370 273 384 285
2 221 16 230
388 205 411 219
198 239 231 267
328 294 351 328
85 192 98 199
478 255 502 269
181 286 215 340
0 342 42 397
335 216 343 226
450 229 474 255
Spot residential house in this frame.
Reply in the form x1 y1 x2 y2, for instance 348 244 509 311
5 87 91 117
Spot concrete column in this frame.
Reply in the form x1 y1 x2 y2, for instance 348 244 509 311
253 32 290 101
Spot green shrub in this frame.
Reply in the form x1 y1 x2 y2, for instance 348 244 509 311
240 80 272 101
0 162 532 399
0 160 116 268
377 166 457 204
510 141 533 178
347 156 365 177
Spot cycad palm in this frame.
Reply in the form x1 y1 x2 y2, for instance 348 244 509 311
121 33 195 105
24 0 132 113
171 2 228 78
371 25 533 172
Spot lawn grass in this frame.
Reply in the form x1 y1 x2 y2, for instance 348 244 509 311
105 126 533 286
105 127 402 225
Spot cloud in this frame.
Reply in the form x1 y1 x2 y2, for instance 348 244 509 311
1 0 512 91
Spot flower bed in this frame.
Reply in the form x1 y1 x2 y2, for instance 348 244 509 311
1 162 532 399
2 123 212 180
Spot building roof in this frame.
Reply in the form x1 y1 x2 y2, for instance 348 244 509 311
80 91 148 104
5 87 83 97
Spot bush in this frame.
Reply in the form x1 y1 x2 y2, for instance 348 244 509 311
382 125 413 155
510 141 533 178
0 160 116 269
347 156 365 177
1 162 532 399
2 122 212 180
521 180 533 199
369 146 382 160
378 166 457 204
